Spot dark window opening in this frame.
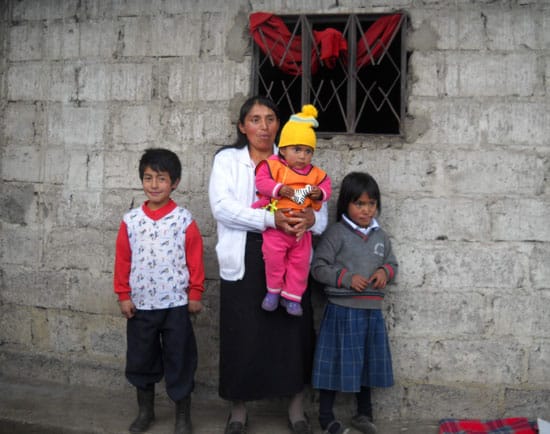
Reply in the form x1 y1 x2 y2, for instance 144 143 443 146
251 13 408 136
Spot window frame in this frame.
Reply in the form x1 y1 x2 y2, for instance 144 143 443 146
250 12 408 137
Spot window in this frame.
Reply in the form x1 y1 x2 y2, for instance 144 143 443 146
250 12 407 136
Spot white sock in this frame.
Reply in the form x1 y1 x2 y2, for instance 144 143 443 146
288 391 306 424
229 401 247 424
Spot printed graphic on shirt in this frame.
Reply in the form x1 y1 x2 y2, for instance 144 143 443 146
125 207 192 310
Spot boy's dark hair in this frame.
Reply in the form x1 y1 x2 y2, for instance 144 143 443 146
139 148 182 183
336 171 381 221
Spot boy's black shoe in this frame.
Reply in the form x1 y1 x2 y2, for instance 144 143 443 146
129 387 155 433
174 396 192 434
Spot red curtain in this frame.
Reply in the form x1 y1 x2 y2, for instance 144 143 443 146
249 12 402 76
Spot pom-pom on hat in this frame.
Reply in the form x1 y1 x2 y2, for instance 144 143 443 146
278 104 319 149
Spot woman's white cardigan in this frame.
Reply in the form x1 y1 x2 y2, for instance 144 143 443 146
208 145 328 281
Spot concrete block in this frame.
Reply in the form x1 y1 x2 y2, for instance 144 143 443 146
426 242 527 289
0 225 42 266
167 60 249 103
491 292 550 338
110 63 153 101
411 8 486 50
386 241 425 288
113 105 153 143
67 358 127 390
426 339 526 385
410 51 443 97
80 20 118 58
392 149 545 196
49 63 78 102
384 197 491 242
408 99 481 146
8 62 76 102
403 384 500 420
44 20 80 60
7 62 47 100
3 103 38 144
388 290 489 338
530 244 550 289
0 348 70 384
43 146 68 184
0 181 36 226
0 305 33 346
486 7 538 50
56 190 103 227
527 340 550 387
86 315 126 359
487 101 550 147
490 198 550 242
544 11 550 50
30 307 50 351
78 63 110 101
445 52 537 97
47 105 107 146
198 12 226 57
151 16 202 57
1 267 69 309
12 0 79 20
65 151 92 190
103 150 141 190
45 310 89 353
119 16 151 57
391 337 432 382
44 227 111 273
66 269 119 316
504 387 550 420
8 23 43 61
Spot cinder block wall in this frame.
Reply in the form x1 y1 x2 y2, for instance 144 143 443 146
1 0 549 422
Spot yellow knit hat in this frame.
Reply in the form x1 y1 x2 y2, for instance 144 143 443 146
278 104 319 149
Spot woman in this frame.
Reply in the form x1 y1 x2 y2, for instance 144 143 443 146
208 96 328 434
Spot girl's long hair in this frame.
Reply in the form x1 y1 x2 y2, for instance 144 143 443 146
336 172 381 221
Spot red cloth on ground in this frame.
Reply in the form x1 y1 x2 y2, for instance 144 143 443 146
439 417 537 434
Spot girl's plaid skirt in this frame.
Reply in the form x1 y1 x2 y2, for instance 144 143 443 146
312 303 394 392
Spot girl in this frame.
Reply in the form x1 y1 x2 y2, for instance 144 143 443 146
310 172 398 434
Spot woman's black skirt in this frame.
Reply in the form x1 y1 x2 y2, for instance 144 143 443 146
218 232 315 401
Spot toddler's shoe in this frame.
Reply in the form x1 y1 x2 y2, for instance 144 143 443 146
285 300 303 316
261 292 280 311
350 414 377 434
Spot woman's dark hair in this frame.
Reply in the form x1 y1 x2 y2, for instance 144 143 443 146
139 148 182 183
336 172 381 221
216 95 280 154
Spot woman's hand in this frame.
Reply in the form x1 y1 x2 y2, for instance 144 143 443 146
275 207 315 238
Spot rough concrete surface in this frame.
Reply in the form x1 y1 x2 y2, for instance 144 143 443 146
0 375 439 434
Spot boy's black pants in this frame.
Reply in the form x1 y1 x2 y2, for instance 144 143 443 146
126 305 197 402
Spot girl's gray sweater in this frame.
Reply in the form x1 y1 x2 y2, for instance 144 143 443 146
311 220 398 309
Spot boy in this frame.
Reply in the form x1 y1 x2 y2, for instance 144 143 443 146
114 148 205 434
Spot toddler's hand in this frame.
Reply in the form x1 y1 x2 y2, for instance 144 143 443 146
279 185 294 199
309 186 322 201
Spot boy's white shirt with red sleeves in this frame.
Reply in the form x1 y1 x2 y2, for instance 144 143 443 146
113 199 205 309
